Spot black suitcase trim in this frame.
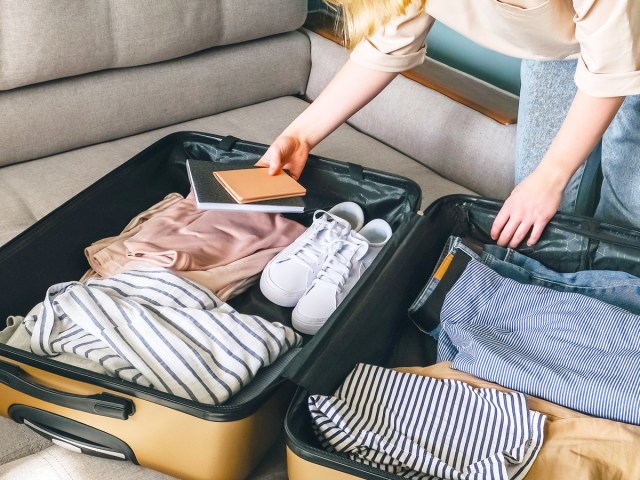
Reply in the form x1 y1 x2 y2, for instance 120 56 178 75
286 386 412 480
0 348 289 422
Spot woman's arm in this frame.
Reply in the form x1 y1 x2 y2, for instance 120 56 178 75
258 2 434 179
255 59 398 179
491 89 624 248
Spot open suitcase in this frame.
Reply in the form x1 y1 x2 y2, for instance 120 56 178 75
285 194 640 479
0 131 422 480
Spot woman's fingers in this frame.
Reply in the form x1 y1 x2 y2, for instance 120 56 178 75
268 154 284 175
496 217 520 247
256 136 310 178
255 144 286 175
509 220 533 249
493 209 552 248
491 207 511 241
287 157 306 180
527 220 547 247
492 167 563 248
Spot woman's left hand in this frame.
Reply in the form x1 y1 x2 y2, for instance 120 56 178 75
491 89 624 248
490 165 564 248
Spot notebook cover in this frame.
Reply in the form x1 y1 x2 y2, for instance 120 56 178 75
186 159 306 213
213 168 306 204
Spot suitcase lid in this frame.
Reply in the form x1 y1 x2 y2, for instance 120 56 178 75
282 194 640 394
284 194 640 480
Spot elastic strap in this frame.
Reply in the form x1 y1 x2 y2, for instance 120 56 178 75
410 249 472 332
218 135 240 151
347 162 364 181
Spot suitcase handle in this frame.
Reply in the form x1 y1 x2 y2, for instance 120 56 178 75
23 418 127 459
9 405 138 462
0 360 134 420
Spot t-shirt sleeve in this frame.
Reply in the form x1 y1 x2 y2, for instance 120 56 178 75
573 0 640 97
350 0 433 72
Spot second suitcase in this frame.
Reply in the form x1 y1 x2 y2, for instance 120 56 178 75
285 194 640 479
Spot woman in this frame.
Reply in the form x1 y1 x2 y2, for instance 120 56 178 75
257 0 640 247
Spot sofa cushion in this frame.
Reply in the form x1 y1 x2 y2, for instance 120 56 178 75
304 29 518 200
0 417 51 467
0 32 310 168
0 96 473 247
0 0 307 91
0 444 175 480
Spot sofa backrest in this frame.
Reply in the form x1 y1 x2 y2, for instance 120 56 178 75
0 0 307 91
0 0 310 168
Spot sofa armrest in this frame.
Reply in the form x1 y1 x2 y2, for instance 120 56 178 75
303 23 518 200
304 12 518 126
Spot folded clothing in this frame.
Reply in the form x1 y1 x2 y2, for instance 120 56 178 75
438 258 640 425
1 317 107 376
19 268 302 405
309 363 545 480
83 192 306 301
409 235 640 338
398 363 640 480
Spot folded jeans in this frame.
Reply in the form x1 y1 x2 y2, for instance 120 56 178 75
409 236 640 339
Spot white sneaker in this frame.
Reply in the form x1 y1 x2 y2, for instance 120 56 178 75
260 202 365 307
292 219 392 335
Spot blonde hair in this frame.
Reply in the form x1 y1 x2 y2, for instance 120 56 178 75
324 0 426 49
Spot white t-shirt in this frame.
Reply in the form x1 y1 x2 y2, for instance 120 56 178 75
350 0 640 97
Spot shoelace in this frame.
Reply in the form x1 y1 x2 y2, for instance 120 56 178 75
289 211 351 269
314 235 368 292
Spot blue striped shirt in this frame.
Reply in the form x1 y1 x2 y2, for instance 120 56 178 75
23 268 302 404
309 363 545 479
438 259 640 425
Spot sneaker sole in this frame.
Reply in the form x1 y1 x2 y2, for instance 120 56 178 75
291 309 327 335
259 274 305 308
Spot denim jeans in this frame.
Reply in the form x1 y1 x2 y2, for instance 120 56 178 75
517 59 640 229
420 236 640 339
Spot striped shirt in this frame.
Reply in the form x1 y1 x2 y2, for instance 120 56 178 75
438 259 640 425
23 268 302 405
309 363 545 480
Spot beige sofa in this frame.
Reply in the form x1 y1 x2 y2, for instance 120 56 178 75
0 1 518 478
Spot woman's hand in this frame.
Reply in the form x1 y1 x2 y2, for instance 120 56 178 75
255 135 310 180
255 59 399 180
491 165 564 248
492 89 624 248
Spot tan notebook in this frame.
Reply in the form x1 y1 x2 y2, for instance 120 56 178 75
212 167 306 204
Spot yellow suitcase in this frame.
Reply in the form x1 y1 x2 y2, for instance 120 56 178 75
0 131 421 480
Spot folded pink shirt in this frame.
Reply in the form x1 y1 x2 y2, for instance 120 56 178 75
84 192 306 300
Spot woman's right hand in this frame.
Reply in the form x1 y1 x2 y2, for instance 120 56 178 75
255 135 311 180
255 59 400 179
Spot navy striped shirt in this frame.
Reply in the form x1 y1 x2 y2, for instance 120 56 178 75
309 363 545 479
438 259 640 425
23 268 302 404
